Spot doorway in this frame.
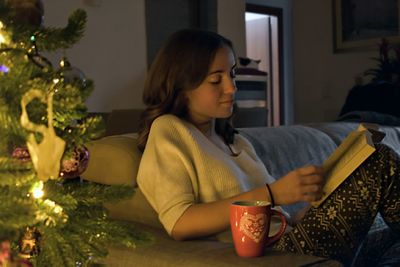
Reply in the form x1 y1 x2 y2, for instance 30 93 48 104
245 4 284 126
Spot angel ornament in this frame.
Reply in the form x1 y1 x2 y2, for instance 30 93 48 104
20 88 65 181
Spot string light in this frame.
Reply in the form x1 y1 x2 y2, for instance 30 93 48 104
0 21 7 45
0 21 10 46
31 181 44 199
0 33 5 45
0 65 9 73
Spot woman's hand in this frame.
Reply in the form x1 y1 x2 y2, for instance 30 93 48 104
270 165 325 205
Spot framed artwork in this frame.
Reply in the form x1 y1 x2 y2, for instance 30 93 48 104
333 0 400 52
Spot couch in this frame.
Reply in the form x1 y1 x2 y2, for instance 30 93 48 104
81 110 400 267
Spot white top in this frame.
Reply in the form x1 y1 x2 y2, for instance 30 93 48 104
137 114 274 234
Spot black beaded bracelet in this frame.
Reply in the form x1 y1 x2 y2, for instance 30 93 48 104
265 183 275 207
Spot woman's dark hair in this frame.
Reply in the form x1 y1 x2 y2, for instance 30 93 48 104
137 28 237 152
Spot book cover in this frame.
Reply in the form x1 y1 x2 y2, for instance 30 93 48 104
311 124 379 207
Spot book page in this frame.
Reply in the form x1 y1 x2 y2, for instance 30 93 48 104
312 125 375 207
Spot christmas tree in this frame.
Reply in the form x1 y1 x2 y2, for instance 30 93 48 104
0 0 151 266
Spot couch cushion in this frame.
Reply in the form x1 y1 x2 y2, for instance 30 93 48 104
105 187 163 229
81 133 141 186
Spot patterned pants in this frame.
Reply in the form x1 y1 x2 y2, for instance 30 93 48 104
273 144 400 266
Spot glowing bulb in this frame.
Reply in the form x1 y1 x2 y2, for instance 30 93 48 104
0 22 6 45
31 181 44 199
0 65 9 73
53 78 60 84
60 58 66 68
0 33 5 44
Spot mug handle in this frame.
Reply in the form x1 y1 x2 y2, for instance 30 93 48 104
265 209 287 247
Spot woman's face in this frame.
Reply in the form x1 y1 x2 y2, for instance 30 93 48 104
185 45 237 125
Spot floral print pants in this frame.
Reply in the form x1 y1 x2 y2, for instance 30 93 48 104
273 144 400 266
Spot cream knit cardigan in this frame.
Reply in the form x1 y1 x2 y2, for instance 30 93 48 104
137 114 274 235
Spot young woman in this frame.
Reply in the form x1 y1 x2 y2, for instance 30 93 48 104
136 29 400 265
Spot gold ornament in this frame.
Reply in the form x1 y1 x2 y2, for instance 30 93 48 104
20 88 66 182
19 227 41 259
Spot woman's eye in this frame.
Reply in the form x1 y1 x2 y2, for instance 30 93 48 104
209 75 222 84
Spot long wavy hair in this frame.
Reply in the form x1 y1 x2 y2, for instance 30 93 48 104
137 29 238 152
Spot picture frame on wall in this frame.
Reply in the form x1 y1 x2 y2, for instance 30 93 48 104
333 0 400 52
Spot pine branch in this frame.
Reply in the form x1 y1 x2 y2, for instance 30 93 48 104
32 227 79 267
62 182 135 205
36 9 87 52
0 105 26 138
0 193 36 229
101 220 154 248
2 8 87 53
0 171 35 186
0 157 32 171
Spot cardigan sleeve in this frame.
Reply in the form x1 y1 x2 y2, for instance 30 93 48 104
136 115 197 235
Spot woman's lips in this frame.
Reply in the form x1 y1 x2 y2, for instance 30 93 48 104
220 100 234 104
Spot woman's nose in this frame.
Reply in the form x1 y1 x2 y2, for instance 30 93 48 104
225 78 237 94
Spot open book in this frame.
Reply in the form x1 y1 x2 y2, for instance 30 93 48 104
311 124 385 207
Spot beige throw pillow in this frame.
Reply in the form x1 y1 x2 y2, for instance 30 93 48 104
81 133 141 186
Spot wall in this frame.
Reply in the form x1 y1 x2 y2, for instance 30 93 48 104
217 0 246 57
145 0 217 65
42 0 147 112
292 0 376 123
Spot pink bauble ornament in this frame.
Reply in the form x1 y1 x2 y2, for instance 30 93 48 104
8 0 44 27
0 241 11 266
59 146 90 179
11 147 31 162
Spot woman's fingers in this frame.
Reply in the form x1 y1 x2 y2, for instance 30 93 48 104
273 165 326 205
300 173 324 185
301 184 323 199
298 167 324 201
297 165 324 176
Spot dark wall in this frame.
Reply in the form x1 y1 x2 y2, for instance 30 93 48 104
145 0 217 66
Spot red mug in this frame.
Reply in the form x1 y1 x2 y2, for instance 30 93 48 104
230 200 287 257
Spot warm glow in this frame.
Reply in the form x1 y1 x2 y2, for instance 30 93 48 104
31 181 44 199
0 33 5 45
43 199 63 214
54 205 62 214
0 21 7 45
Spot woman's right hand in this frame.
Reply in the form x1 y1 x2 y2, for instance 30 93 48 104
270 165 325 205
